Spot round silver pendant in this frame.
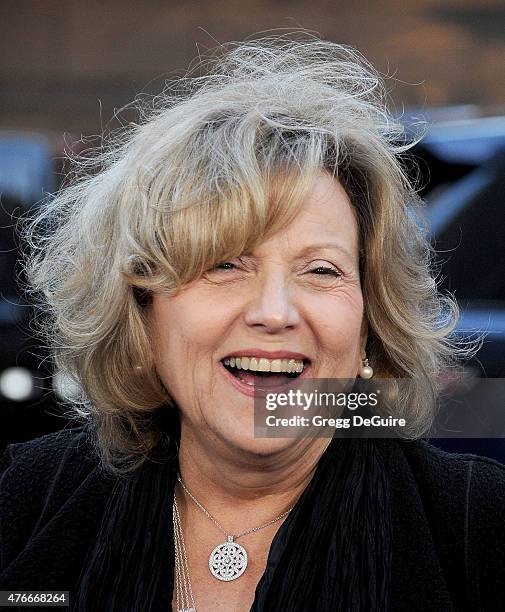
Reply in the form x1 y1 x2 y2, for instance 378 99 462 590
208 538 248 581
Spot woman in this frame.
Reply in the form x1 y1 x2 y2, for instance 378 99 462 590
1 36 504 611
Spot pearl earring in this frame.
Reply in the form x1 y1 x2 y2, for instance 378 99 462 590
359 357 374 379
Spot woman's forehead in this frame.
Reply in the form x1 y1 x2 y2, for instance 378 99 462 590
257 173 360 256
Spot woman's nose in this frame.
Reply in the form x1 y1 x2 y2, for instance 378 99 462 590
243 274 300 332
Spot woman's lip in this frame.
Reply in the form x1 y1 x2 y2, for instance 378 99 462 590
219 361 312 398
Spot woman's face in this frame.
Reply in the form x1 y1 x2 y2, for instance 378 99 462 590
148 172 367 455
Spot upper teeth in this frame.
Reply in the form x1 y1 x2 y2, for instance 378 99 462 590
223 356 305 373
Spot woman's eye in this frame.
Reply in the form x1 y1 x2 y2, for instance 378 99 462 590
208 262 341 277
213 262 236 270
310 266 342 278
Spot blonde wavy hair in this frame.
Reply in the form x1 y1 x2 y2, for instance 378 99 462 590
23 35 474 474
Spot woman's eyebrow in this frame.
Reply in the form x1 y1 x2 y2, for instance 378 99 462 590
296 242 357 262
242 242 357 262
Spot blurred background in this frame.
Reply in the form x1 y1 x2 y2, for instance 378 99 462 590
1 0 504 458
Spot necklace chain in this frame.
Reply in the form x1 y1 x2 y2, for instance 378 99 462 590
173 491 197 612
176 473 293 540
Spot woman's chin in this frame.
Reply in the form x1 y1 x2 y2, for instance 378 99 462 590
232 434 297 457
208 417 300 458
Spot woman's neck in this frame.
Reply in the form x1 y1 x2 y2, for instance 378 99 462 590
176 422 331 531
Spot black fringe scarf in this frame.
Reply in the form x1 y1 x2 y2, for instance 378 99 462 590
74 411 391 611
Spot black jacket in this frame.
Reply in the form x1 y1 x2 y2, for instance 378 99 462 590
1 426 505 611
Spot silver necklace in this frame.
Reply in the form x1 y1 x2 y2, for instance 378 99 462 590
176 473 293 582
173 491 197 612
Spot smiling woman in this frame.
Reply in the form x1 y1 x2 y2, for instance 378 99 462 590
1 35 504 612
148 173 365 456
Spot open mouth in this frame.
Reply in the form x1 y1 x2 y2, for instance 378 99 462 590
220 358 311 388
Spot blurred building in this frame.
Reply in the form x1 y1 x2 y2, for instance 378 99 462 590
1 1 504 136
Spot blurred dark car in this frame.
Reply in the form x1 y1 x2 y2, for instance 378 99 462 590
409 113 505 377
406 111 505 461
0 133 62 449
